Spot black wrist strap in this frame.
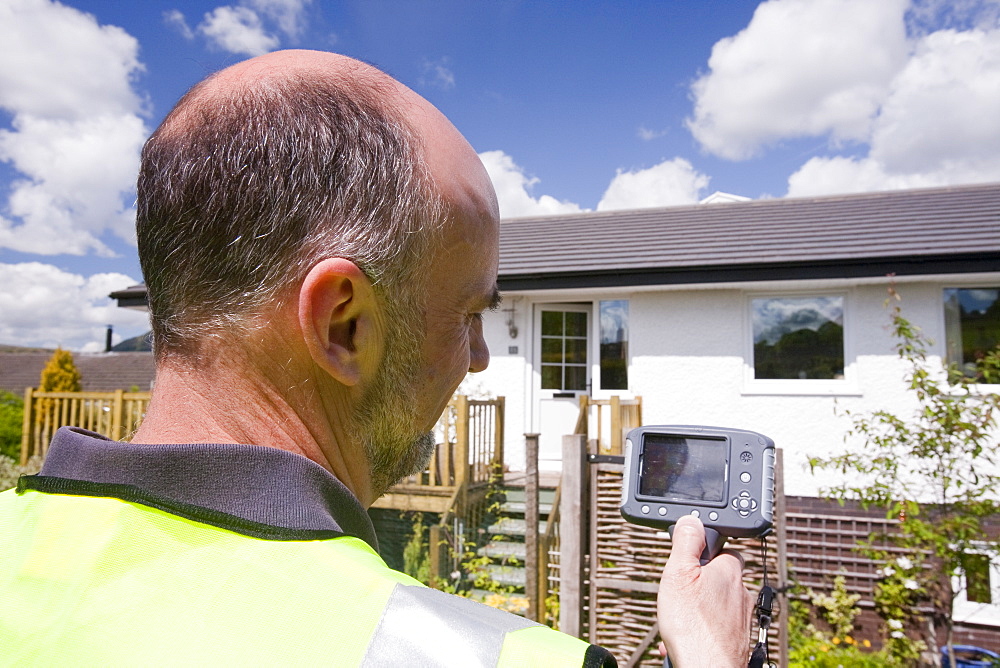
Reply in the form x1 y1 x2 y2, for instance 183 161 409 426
747 537 776 668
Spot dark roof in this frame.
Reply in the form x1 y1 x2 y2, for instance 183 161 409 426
108 284 149 310
110 182 1000 305
0 352 155 395
498 182 1000 291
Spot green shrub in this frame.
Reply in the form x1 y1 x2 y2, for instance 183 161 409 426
0 391 24 461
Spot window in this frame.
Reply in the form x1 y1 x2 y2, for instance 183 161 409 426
954 546 1000 626
962 552 993 604
599 300 628 390
540 310 588 391
751 296 844 380
944 288 1000 381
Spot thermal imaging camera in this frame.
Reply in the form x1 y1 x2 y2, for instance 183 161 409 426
620 425 775 561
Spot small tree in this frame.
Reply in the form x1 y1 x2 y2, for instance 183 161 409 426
810 286 1000 666
40 348 82 392
35 348 83 432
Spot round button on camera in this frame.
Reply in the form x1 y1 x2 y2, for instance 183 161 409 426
709 512 719 521
740 472 752 483
658 506 667 516
641 505 650 514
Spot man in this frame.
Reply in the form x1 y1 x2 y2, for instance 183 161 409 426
0 51 753 666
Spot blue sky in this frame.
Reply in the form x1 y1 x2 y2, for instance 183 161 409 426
1 0 999 351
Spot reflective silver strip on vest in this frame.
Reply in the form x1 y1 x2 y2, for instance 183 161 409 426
361 583 541 667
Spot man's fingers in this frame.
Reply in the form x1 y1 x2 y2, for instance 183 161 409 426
716 547 746 571
668 516 707 564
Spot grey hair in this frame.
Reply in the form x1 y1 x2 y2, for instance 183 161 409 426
136 70 444 360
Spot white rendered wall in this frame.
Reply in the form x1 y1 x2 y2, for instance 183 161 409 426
469 277 997 497
472 303 531 474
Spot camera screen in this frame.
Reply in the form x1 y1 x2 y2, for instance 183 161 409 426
638 434 727 503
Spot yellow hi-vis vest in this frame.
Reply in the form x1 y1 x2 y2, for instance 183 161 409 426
0 488 604 667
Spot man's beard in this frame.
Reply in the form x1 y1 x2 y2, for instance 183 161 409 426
352 297 438 499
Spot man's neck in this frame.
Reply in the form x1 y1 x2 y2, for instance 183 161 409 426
130 352 373 505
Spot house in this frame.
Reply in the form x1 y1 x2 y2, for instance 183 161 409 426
110 182 1000 493
480 181 1000 641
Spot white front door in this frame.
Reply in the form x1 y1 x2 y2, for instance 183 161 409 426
534 303 591 470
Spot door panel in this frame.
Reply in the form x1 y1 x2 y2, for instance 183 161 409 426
534 304 591 469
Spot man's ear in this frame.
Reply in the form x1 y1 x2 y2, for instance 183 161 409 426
298 258 379 386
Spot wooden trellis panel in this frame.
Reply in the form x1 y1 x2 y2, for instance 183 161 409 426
587 462 781 667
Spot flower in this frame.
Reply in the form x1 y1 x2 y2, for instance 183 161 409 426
904 578 919 590
896 556 914 570
888 619 903 630
882 566 896 577
891 630 905 639
863 639 872 648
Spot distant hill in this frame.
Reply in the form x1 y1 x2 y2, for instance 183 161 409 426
0 344 52 354
112 332 152 352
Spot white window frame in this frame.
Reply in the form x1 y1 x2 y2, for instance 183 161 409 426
593 297 633 398
941 285 1000 393
742 290 859 396
953 544 1000 627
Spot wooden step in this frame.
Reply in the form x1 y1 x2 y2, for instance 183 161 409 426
488 517 547 537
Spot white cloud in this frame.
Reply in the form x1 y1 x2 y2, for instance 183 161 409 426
597 159 710 211
0 0 145 120
637 126 668 141
687 0 910 160
0 263 148 351
0 0 147 256
788 25 1000 196
247 0 312 39
478 150 584 219
193 0 312 55
420 57 456 91
164 9 195 40
199 5 279 56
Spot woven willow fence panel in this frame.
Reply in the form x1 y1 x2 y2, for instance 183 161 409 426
588 463 779 667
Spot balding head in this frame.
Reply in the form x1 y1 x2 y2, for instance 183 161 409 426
137 50 459 360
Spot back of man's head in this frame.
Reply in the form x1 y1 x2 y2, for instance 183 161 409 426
136 54 443 361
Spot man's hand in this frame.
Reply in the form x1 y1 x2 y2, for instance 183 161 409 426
657 515 754 668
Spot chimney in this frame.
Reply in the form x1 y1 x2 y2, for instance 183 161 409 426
105 325 113 353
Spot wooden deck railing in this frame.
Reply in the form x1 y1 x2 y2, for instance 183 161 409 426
19 390 504 495
372 395 505 514
573 395 643 455
20 389 151 464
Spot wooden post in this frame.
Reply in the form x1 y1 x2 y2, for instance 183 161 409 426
20 388 33 465
111 389 124 441
494 397 505 470
560 433 587 637
454 395 469 488
573 395 589 436
524 433 540 622
429 524 444 585
775 449 788 665
610 395 621 454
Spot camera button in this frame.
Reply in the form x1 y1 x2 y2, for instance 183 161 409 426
641 505 650 514
740 472 752 483
690 510 700 518
657 506 667 516
709 511 719 521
